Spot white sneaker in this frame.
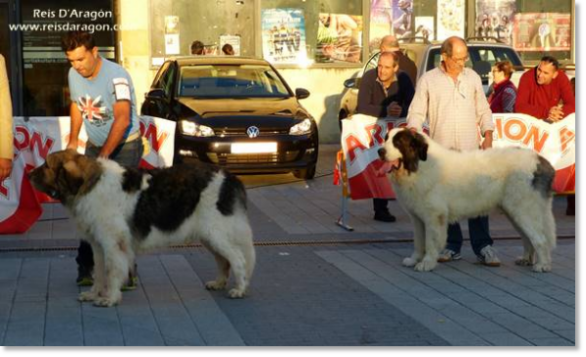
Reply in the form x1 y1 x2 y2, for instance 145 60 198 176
437 249 461 263
479 245 501 267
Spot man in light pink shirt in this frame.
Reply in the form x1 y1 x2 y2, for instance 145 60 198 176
407 36 500 267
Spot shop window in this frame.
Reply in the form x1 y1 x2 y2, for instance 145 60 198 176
475 0 573 64
149 0 254 66
261 0 363 65
19 0 116 116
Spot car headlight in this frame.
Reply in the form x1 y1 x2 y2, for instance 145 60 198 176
289 118 312 136
180 120 215 137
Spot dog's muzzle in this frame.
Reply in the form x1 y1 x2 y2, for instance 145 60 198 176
378 148 387 161
378 148 401 173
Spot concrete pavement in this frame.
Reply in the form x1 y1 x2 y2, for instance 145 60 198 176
0 145 576 346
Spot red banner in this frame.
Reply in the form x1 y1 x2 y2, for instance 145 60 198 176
0 116 176 234
492 113 575 193
340 113 575 200
340 115 414 200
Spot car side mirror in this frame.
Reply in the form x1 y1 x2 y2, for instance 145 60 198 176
295 88 310 99
145 88 166 100
344 78 360 89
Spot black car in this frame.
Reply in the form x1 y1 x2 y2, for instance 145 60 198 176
141 56 319 179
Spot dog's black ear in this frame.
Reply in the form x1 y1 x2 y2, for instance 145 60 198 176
412 132 428 161
55 164 84 199
73 155 103 195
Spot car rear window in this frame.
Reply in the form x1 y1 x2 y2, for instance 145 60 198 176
178 64 291 98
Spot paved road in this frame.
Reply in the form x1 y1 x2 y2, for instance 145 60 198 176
0 145 576 346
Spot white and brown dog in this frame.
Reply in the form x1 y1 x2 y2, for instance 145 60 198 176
29 149 255 307
378 128 556 272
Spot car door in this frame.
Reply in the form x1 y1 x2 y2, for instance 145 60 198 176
142 61 177 119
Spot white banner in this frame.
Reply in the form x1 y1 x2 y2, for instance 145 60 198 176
339 113 575 200
0 116 176 234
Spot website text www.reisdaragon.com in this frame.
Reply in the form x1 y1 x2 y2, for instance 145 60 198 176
9 8 119 34
9 22 123 34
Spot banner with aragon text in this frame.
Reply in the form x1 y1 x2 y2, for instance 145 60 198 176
492 113 575 194
339 113 575 200
340 114 413 200
0 116 176 234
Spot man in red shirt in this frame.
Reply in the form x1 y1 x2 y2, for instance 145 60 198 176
516 55 575 216
515 55 575 122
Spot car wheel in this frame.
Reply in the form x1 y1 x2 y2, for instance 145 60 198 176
294 165 316 180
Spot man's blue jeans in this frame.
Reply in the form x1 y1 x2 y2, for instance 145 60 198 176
445 215 492 257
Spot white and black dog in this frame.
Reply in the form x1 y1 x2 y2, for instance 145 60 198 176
29 149 255 307
378 128 556 272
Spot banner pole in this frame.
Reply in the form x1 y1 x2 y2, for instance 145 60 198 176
336 150 353 231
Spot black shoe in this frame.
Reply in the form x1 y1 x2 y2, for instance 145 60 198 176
566 195 575 216
374 211 396 222
76 266 93 286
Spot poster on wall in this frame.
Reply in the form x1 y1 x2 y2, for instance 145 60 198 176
475 0 516 45
369 0 393 53
513 13 571 52
317 13 363 63
164 16 180 55
414 16 434 41
437 0 465 40
261 8 307 64
391 0 414 39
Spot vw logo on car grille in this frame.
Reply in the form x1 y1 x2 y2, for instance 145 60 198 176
247 126 260 138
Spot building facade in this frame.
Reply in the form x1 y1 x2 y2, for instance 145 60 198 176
1 0 576 143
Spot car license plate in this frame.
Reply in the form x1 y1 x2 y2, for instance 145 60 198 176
231 142 277 154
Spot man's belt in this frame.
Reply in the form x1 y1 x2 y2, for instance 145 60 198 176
88 131 141 147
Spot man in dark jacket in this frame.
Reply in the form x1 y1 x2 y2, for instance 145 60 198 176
356 51 415 222
380 35 417 86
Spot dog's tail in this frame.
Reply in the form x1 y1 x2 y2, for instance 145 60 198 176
227 171 248 210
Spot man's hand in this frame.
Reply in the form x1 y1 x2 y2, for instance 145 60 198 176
547 104 564 122
387 101 402 117
0 158 12 182
481 131 493 150
66 138 78 151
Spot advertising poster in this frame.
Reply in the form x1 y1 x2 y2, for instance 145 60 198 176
391 0 413 39
261 8 307 64
317 13 363 63
414 16 434 41
513 13 571 52
437 0 465 40
475 0 516 45
369 0 393 53
164 16 180 55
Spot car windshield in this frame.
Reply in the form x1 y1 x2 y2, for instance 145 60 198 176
178 64 291 99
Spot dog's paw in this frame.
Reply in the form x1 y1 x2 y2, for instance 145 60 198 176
227 288 246 299
78 291 98 302
515 258 533 266
205 280 227 291
532 263 552 273
402 257 417 267
93 297 120 307
414 259 436 272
